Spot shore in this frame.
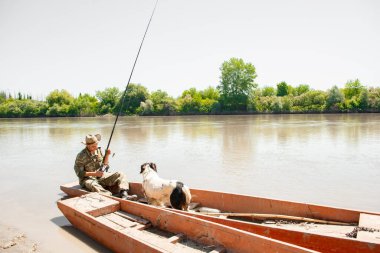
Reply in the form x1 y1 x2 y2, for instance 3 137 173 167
0 223 37 252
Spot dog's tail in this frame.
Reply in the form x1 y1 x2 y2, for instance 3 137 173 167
170 182 192 210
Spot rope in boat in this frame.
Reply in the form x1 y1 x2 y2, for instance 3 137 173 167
101 0 159 171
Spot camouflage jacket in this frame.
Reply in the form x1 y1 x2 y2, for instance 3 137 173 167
74 147 104 184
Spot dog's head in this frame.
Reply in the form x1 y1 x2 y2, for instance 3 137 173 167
140 162 157 174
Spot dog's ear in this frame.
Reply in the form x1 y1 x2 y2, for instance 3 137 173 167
140 163 147 174
149 163 157 172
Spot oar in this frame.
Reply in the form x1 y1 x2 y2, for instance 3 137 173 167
201 212 356 226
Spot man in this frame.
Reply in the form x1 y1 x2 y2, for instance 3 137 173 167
74 133 137 200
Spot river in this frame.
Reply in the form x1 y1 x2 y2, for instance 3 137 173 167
1 114 379 252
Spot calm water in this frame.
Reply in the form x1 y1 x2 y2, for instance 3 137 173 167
1 114 379 252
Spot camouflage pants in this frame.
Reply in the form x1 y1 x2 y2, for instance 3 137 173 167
82 171 129 196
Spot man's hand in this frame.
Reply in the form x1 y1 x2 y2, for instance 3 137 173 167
103 149 111 171
85 171 104 177
95 171 104 177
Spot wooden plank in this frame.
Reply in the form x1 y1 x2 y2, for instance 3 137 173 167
61 192 120 218
97 215 204 252
133 223 152 231
114 210 150 225
168 233 184 244
357 213 380 243
96 216 125 230
359 213 380 230
357 231 380 244
103 213 137 228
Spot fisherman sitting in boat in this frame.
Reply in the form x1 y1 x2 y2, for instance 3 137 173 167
74 134 137 200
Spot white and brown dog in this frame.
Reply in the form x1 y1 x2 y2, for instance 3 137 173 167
140 162 191 210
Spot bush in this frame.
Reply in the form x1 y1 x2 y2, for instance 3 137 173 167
326 85 344 110
291 90 326 112
0 100 48 117
368 87 380 110
261 86 276 97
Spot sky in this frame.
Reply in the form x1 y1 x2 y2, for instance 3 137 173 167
0 0 379 99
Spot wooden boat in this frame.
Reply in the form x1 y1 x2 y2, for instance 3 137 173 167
60 182 380 253
57 192 316 253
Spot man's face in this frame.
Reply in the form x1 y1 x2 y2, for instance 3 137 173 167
86 142 98 153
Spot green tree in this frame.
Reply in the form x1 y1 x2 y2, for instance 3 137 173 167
294 84 310 96
247 89 262 112
46 89 74 107
326 85 344 110
201 86 220 100
343 79 364 99
118 84 150 115
358 89 369 111
340 80 368 112
45 89 77 116
178 88 202 113
96 87 121 114
0 91 6 104
217 58 257 111
276 82 289 97
368 87 380 110
261 86 276 96
149 90 177 115
75 93 99 116
199 87 220 113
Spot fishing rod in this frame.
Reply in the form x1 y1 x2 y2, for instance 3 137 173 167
100 0 159 172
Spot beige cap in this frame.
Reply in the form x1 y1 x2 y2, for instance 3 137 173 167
81 134 101 145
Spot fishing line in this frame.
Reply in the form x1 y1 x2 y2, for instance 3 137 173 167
101 0 159 171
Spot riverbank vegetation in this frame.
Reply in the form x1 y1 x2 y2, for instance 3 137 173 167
1 58 379 117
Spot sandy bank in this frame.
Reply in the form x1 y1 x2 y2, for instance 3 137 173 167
0 223 38 253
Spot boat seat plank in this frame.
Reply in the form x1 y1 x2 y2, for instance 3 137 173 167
96 214 208 252
62 193 119 214
168 233 185 244
103 213 137 228
357 231 380 244
96 216 126 230
357 213 380 243
359 213 380 230
114 210 150 225
133 223 152 231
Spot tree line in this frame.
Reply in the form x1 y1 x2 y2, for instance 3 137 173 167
1 58 379 117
